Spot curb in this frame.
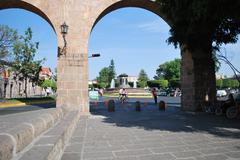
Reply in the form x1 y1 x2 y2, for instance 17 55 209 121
0 108 64 160
18 110 81 160
0 100 55 108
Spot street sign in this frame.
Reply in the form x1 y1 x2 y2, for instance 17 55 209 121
89 91 99 100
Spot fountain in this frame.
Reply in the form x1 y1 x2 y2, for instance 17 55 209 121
119 74 130 88
110 79 115 89
133 81 137 88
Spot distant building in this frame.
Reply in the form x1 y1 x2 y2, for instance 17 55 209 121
127 75 138 83
39 67 52 80
216 73 227 80
0 64 52 99
88 80 98 85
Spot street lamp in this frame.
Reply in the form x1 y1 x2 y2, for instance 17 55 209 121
60 22 69 48
88 53 101 58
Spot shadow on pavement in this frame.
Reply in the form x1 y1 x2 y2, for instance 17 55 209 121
90 101 240 139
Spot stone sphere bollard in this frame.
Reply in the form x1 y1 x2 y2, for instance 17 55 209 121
108 99 115 112
159 101 166 111
135 101 141 112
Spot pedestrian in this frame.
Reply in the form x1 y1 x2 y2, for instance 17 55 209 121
98 88 103 96
152 88 158 104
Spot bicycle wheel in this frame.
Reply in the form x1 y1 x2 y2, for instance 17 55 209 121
215 107 223 116
226 106 238 119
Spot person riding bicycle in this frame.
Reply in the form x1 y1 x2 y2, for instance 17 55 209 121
119 88 128 103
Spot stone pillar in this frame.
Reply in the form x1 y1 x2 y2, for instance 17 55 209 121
57 51 89 112
181 46 216 112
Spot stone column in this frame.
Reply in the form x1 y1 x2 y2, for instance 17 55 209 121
181 46 216 112
57 51 89 112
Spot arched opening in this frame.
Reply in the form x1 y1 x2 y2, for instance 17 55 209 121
216 39 240 95
0 7 58 102
0 1 55 31
88 6 181 112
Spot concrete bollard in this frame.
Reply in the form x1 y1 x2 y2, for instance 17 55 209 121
108 99 115 112
159 101 166 111
105 100 109 107
135 101 141 112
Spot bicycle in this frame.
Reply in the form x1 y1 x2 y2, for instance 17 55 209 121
119 94 128 104
226 104 240 119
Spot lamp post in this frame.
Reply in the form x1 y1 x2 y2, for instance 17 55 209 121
88 54 100 58
60 22 69 55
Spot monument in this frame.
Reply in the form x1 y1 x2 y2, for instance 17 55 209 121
118 74 130 88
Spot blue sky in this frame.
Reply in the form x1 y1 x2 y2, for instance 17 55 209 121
0 8 239 80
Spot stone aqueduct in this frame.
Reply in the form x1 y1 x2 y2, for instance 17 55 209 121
0 0 216 112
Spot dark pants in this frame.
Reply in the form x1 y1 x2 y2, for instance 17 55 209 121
154 96 157 104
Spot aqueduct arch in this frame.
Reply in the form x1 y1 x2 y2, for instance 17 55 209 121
0 0 216 112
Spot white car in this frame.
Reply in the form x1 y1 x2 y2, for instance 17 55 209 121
217 90 227 97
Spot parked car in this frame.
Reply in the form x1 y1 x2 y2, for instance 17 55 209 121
157 90 167 96
217 90 227 97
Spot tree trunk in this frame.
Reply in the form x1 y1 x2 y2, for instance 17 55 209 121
181 43 216 111
25 78 28 98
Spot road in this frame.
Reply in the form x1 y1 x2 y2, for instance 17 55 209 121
0 96 180 116
91 96 181 107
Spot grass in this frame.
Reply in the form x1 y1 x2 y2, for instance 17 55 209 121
0 96 56 104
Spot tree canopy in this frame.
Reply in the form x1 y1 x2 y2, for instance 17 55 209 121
12 28 45 97
0 25 18 60
155 58 181 87
97 67 110 88
96 59 116 88
147 80 169 88
157 0 240 51
138 69 149 88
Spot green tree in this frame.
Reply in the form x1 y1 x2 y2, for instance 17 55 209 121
138 69 149 88
216 79 223 89
97 67 110 88
157 0 240 51
155 59 181 87
147 80 169 88
222 79 231 88
0 25 18 60
40 79 52 89
96 60 117 88
12 28 45 98
40 79 57 92
53 68 57 81
108 59 116 83
157 1 240 104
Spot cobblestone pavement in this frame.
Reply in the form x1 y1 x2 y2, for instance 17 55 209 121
62 102 240 160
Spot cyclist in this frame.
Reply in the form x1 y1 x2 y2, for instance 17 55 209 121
119 88 128 103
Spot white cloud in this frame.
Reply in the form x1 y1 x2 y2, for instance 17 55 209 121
138 20 170 34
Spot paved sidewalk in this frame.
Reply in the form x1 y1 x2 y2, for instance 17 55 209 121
0 103 56 132
62 103 240 160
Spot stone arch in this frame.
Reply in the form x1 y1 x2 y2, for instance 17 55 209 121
91 0 171 32
0 0 56 32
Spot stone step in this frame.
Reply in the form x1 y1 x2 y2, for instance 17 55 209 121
16 110 81 160
0 108 64 160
